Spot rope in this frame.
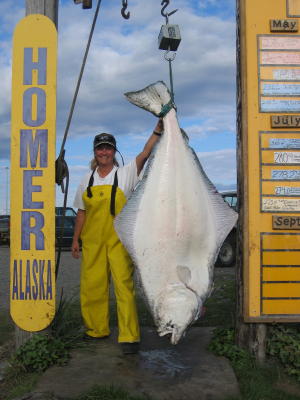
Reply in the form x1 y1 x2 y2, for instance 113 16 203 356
55 0 102 280
58 0 103 161
55 165 69 279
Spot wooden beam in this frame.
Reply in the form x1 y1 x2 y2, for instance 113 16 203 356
26 0 58 28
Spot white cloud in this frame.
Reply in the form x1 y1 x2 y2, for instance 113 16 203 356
1 1 235 148
54 0 236 138
197 148 236 185
0 0 237 206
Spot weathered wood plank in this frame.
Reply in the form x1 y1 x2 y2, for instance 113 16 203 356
236 0 267 361
26 0 58 28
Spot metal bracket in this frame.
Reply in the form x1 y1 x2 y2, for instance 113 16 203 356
73 0 93 9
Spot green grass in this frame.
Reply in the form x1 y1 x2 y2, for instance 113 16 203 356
63 385 154 400
225 356 300 400
209 327 300 400
1 369 41 400
237 367 300 400
197 269 236 327
51 295 85 346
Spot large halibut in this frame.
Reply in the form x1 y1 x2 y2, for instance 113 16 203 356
114 81 237 344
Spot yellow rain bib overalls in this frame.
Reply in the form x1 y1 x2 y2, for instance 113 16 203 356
80 169 140 343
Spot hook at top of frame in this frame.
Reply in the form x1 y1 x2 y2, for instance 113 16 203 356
161 0 178 24
121 0 130 19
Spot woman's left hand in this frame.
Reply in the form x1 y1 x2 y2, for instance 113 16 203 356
154 118 163 134
71 239 81 259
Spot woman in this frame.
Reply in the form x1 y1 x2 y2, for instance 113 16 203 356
72 119 163 354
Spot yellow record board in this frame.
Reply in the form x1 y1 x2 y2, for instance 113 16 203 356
10 15 57 331
240 0 300 321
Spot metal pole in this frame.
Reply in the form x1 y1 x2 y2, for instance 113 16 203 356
168 59 174 102
164 49 176 103
5 167 9 215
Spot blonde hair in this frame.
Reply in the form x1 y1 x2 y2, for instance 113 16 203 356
90 157 119 170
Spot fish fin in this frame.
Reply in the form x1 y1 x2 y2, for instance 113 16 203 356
124 81 171 117
190 147 238 252
176 265 192 286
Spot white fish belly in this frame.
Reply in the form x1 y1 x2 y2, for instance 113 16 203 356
115 81 237 343
133 110 216 314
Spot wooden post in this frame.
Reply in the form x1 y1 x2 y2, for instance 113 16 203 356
235 0 267 362
14 1 59 350
26 0 58 28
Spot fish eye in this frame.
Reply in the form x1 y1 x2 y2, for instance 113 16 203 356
166 321 174 329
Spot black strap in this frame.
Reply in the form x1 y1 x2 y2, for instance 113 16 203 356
87 168 118 216
110 171 118 216
87 168 96 198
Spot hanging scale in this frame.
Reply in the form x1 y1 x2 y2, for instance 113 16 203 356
158 0 181 101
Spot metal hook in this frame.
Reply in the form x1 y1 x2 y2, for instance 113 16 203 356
121 0 130 19
164 50 176 62
161 0 178 24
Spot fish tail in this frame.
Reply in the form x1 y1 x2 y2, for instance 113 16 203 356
124 81 173 117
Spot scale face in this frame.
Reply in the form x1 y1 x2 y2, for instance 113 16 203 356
158 24 181 51
240 0 300 322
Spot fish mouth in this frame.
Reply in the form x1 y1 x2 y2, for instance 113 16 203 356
158 326 173 337
158 323 185 345
157 298 202 345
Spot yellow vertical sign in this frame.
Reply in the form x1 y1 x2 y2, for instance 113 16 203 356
240 0 300 321
10 15 57 331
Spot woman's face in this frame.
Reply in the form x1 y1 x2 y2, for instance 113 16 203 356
94 144 116 167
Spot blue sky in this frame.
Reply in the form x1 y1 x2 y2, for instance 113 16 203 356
0 0 236 214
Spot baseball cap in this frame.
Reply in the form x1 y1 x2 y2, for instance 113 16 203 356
93 133 117 150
